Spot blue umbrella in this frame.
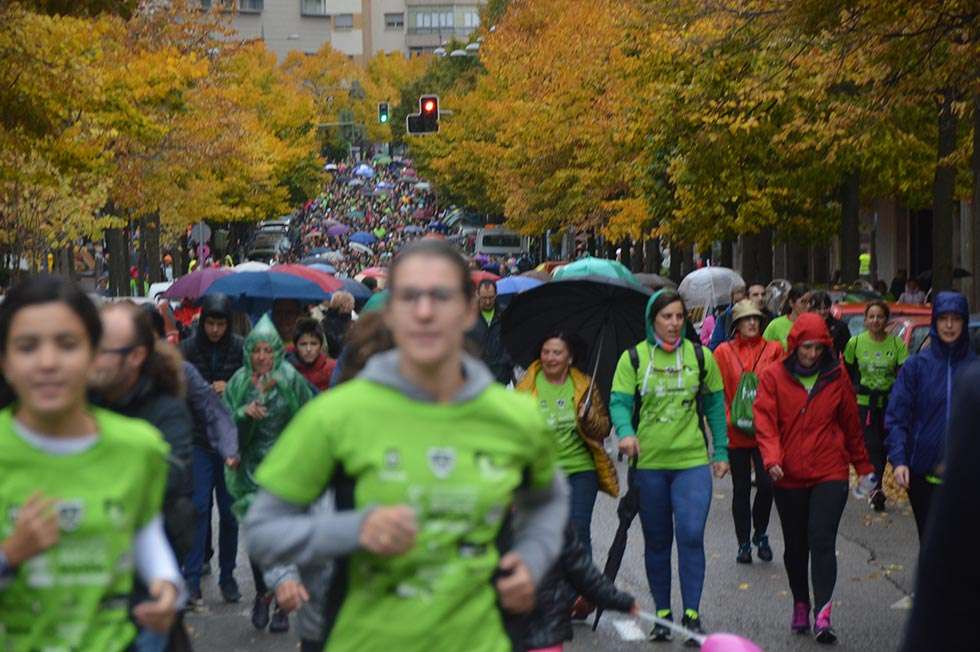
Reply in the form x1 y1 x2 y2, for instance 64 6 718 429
338 277 372 304
496 275 543 296
310 247 334 255
402 225 424 234
205 271 329 311
308 263 337 275
350 231 377 245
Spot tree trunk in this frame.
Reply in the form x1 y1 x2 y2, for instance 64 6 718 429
107 227 129 297
720 239 734 269
786 240 808 282
811 242 831 285
970 93 980 307
932 89 958 292
668 242 682 282
645 237 663 273
681 245 695 277
740 229 772 283
145 212 162 284
619 239 632 269
840 170 860 283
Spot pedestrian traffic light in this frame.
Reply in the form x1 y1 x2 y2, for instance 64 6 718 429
406 94 440 134
378 101 389 124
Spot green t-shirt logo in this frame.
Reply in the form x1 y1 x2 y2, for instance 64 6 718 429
57 500 85 533
427 447 457 479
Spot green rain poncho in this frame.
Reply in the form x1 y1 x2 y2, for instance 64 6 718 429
224 314 314 518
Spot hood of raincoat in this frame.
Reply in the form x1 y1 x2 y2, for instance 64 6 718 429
644 289 692 347
244 313 285 374
201 293 234 322
786 313 833 354
928 291 971 359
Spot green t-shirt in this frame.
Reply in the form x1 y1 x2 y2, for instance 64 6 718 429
795 373 819 392
763 315 794 350
255 379 556 652
611 341 724 470
534 374 593 475
843 332 908 407
0 407 169 652
481 309 495 325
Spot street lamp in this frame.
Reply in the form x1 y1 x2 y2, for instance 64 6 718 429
449 49 467 57
433 47 447 57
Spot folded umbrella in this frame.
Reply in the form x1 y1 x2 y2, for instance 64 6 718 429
162 267 232 300
593 461 639 630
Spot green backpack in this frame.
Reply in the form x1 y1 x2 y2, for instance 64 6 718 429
730 347 767 435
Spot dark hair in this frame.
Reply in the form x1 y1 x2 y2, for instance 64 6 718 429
536 330 587 371
140 303 167 339
335 312 394 384
477 279 496 292
865 300 890 320
389 240 475 298
649 290 686 322
807 290 832 310
293 317 325 346
0 275 103 409
361 276 378 292
103 302 183 398
784 284 808 315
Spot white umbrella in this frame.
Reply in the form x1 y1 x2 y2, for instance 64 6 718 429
678 266 745 327
324 163 339 171
235 261 270 272
414 182 431 191
348 242 373 255
354 164 375 178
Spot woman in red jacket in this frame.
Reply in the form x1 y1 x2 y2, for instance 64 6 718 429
754 313 873 645
713 300 784 565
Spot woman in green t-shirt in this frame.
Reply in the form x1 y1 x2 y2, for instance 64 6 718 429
763 284 809 350
843 301 908 511
244 240 567 652
0 276 179 651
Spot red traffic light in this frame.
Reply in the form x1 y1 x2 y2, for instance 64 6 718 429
420 96 438 116
423 100 436 113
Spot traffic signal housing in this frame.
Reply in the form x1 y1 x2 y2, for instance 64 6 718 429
406 95 440 134
378 101 389 124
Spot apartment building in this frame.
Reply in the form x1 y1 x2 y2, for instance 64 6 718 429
215 0 486 62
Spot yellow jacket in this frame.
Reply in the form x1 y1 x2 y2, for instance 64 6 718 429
516 362 619 497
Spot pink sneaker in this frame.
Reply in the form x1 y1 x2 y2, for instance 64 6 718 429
791 601 810 634
813 602 837 644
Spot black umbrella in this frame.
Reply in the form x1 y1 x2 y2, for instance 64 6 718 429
916 268 971 283
593 461 639 630
501 276 652 405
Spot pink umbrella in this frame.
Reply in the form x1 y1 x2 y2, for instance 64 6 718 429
270 264 344 294
162 267 233 299
357 266 388 280
471 270 500 284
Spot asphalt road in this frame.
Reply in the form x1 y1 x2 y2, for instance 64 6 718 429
187 463 918 651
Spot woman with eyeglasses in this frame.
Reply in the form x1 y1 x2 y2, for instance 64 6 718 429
244 240 567 652
0 276 181 650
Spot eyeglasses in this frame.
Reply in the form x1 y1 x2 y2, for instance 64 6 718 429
98 344 137 356
391 287 463 306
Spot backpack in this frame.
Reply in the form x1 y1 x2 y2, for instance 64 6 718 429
729 346 767 436
628 341 707 438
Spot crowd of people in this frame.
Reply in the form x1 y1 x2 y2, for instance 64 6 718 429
2 172 978 651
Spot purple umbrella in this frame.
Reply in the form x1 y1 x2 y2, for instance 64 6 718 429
162 267 233 300
327 224 350 237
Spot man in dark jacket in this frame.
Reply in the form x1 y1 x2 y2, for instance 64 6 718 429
179 293 244 604
466 280 514 384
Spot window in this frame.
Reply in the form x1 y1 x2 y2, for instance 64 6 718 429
238 0 262 12
301 0 327 16
335 13 354 29
414 10 453 31
384 12 404 29
462 10 479 28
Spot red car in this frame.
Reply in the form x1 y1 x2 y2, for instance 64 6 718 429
885 315 932 354
832 302 931 337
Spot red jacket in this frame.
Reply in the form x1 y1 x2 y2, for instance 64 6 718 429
713 335 784 448
287 351 336 392
754 313 872 488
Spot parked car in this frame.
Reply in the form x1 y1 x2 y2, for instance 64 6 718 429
247 231 290 263
900 313 980 355
885 315 932 355
832 302 932 337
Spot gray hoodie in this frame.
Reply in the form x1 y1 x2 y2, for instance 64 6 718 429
245 350 569 643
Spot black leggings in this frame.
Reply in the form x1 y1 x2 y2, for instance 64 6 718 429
773 482 848 610
860 406 887 491
729 447 773 545
907 474 938 541
250 558 268 596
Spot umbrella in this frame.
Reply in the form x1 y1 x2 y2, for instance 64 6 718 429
358 266 388 280
324 163 339 171
301 252 344 266
337 278 372 305
593 462 640 630
521 270 552 282
270 264 344 294
348 209 365 220
327 224 351 237
401 225 424 234
552 256 637 285
308 263 336 275
347 178 365 186
162 267 232 300
496 275 543 295
375 181 395 190
205 271 329 308
310 247 334 255
678 267 745 327
234 261 270 272
502 276 652 404
362 290 389 313
372 154 393 165
634 273 677 291
472 270 500 284
350 231 377 245
349 242 373 255
427 220 447 232
415 182 432 191
354 163 375 178
917 268 971 283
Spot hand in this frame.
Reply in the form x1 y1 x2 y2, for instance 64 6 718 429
1 492 60 566
618 436 640 460
224 457 240 470
244 401 267 420
133 579 178 633
359 506 417 556
893 465 910 489
768 464 784 482
212 381 227 396
629 601 639 616
712 461 730 479
495 552 536 614
274 580 309 613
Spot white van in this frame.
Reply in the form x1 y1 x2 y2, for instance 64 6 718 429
475 229 529 256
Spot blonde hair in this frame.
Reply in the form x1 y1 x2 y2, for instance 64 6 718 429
330 291 355 313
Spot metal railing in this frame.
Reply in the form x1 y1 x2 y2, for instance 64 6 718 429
406 26 476 38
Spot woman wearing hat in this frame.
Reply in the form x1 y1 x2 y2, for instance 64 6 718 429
713 300 784 565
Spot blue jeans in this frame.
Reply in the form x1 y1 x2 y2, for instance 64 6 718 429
567 470 598 558
185 446 238 591
635 465 712 614
134 629 167 652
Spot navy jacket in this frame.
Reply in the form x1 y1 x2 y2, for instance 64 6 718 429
885 292 976 475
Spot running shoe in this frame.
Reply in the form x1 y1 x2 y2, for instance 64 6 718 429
813 602 837 644
648 609 673 642
251 593 272 630
791 601 811 634
754 534 773 562
681 609 705 648
736 543 752 564
870 489 886 512
269 604 290 634
187 588 204 612
219 577 241 604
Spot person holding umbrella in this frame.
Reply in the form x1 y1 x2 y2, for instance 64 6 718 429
609 290 729 644
713 300 783 564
